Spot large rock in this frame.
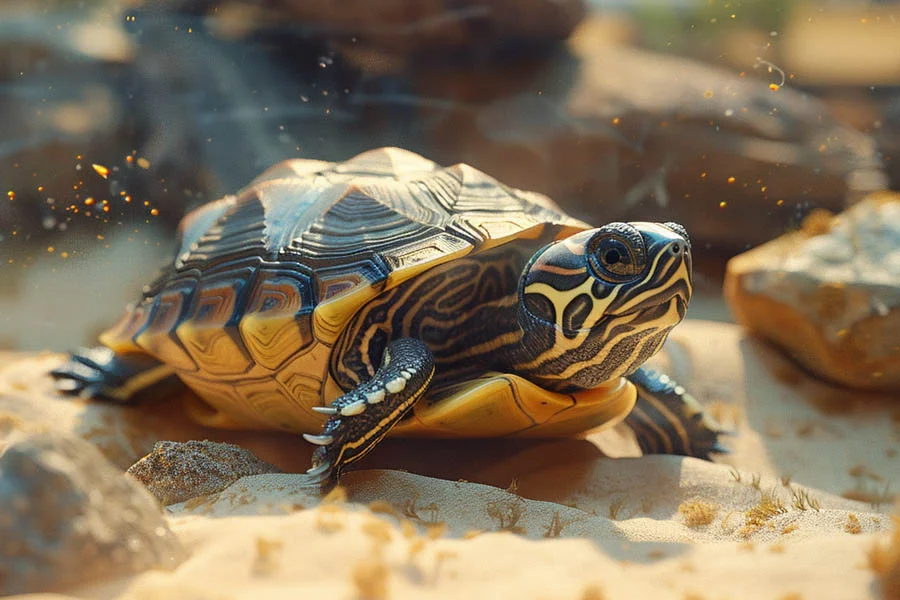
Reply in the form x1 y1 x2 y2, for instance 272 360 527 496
0 429 184 595
423 18 886 251
724 193 900 392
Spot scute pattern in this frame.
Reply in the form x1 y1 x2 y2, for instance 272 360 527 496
98 147 583 432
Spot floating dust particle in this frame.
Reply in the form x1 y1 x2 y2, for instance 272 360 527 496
678 499 719 527
703 90 714 99
699 171 707 179
352 555 390 600
727 176 736 184
150 208 159 216
463 529 483 540
252 537 283 576
719 201 727 209
46 246 54 253
611 117 620 125
92 164 110 179
368 500 399 518
84 197 95 206
581 583 606 600
782 523 799 535
769 83 780 91
845 513 863 534
136 157 151 169
6 190 14 200
60 252 69 259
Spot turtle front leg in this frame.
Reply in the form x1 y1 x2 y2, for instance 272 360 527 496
624 366 727 461
300 338 434 486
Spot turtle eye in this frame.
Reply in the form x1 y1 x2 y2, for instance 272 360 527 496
589 234 644 282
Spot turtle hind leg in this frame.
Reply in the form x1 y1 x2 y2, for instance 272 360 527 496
624 366 728 461
299 338 434 487
51 346 177 404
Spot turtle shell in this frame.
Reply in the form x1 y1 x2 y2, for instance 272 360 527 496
99 147 587 432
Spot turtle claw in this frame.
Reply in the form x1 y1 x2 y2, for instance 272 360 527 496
311 406 338 415
302 433 334 446
340 401 366 416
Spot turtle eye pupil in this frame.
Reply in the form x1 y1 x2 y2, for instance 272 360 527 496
604 249 621 265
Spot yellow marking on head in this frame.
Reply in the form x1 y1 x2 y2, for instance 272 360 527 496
524 243 685 331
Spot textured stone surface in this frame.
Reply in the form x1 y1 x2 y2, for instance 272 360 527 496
127 440 282 505
0 430 184 595
725 193 900 391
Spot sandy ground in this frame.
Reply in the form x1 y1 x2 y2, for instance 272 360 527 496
1 319 898 599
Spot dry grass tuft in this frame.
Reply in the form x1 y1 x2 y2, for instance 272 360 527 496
487 498 527 534
678 498 719 527
845 513 863 535
739 490 787 537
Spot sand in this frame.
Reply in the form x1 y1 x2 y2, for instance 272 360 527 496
1 319 898 599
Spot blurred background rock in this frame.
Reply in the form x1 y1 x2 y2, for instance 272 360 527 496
1 0 897 350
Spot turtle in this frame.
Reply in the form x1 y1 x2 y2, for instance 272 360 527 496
52 147 723 487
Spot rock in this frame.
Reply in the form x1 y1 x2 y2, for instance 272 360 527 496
424 17 887 251
0 430 184 595
127 440 282 505
724 193 900 392
162 0 585 58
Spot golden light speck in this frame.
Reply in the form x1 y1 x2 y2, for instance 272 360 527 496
761 186 767 192
150 208 159 216
776 199 784 206
92 164 110 179
719 201 727 208
47 246 55 253
61 252 69 259
727 176 736 184
97 234 104 240
700 172 708 179
37 186 44 192
143 200 150 207
126 155 134 164
769 83 780 91
84 197 95 206
137 157 151 169
704 90 714 99
6 190 14 200
125 195 132 203
612 117 620 125
102 206 110 213
818 144 827 152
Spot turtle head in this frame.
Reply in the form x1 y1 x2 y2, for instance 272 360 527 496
514 222 692 391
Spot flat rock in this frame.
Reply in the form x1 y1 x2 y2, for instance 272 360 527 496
127 440 282 505
724 193 900 391
0 429 184 595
